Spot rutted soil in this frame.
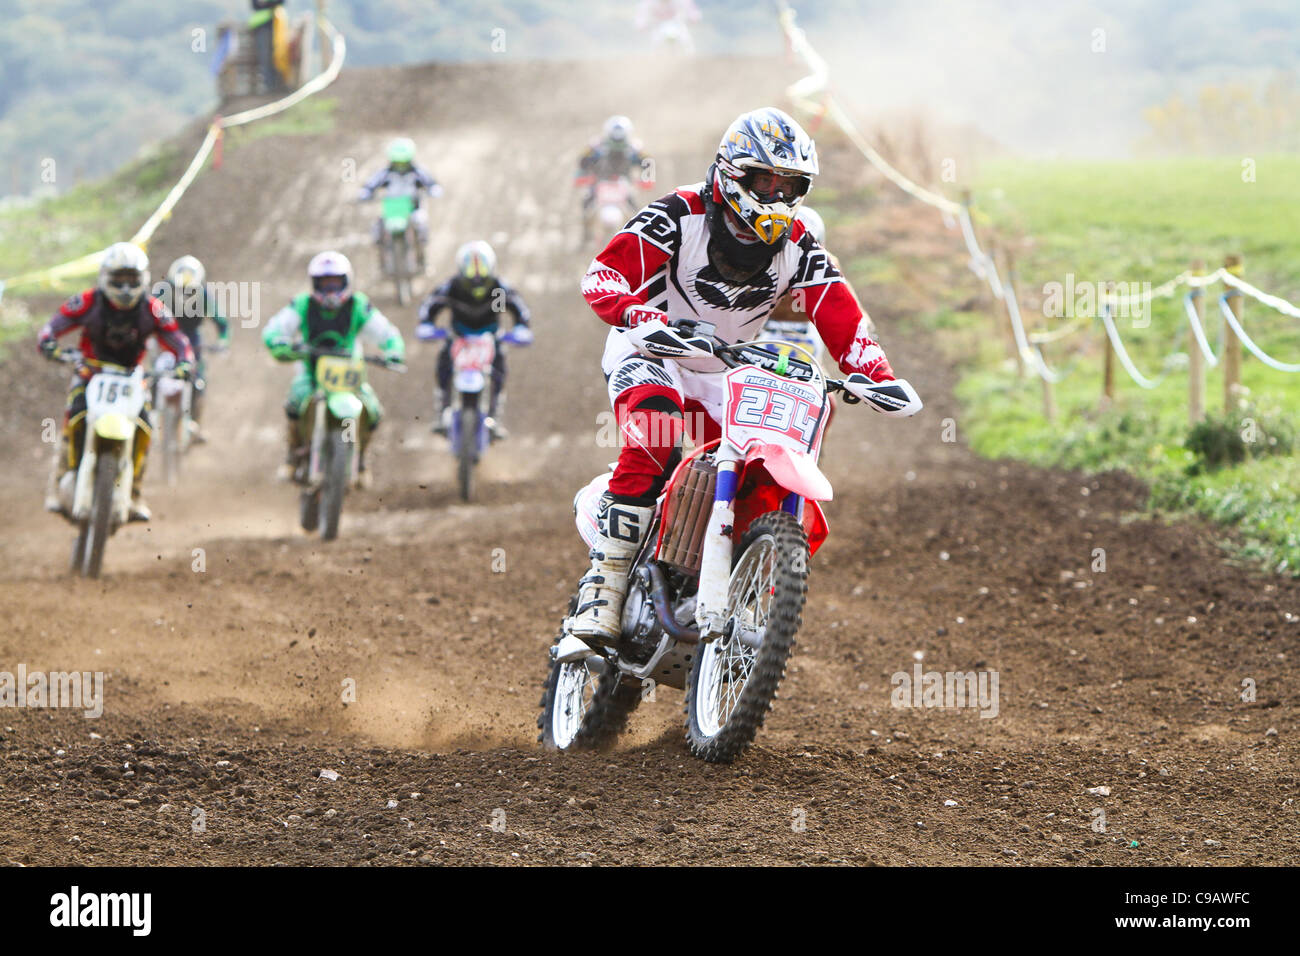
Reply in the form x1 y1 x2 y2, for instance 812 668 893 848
0 55 1295 866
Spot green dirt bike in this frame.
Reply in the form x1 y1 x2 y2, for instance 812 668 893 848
369 194 420 306
294 346 405 541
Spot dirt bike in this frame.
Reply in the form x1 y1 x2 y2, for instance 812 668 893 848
151 351 193 487
368 193 420 306
294 346 405 541
417 325 532 502
52 349 158 578
584 176 635 243
539 321 923 762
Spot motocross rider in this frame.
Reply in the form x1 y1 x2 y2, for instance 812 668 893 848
575 116 654 218
38 242 195 522
157 255 230 440
262 251 405 489
357 138 442 269
415 240 533 441
566 107 899 649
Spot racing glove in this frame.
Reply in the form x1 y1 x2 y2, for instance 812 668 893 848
269 342 301 363
622 305 668 329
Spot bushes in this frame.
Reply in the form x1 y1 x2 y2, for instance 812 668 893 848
1184 406 1295 474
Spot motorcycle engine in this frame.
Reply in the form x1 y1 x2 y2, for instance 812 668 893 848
619 569 662 663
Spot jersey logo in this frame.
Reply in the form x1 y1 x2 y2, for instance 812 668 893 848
626 204 677 250
690 262 777 312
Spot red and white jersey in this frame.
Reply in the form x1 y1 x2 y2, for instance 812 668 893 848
581 181 893 383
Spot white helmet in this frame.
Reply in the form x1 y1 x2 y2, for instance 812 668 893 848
308 250 353 310
603 115 634 145
167 255 206 291
455 240 497 300
796 206 826 245
98 242 151 309
713 107 818 246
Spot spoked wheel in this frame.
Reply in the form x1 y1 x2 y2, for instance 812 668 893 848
69 522 89 575
456 403 479 502
320 428 350 541
685 510 809 763
538 600 641 751
392 234 410 306
299 488 320 532
82 453 118 579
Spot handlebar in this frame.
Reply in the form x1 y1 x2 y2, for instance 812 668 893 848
633 319 923 416
305 345 407 373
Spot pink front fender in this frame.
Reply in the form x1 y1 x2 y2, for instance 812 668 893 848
746 442 833 501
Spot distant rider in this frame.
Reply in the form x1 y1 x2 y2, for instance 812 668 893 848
157 255 230 441
357 138 442 269
262 251 405 488
416 240 533 441
38 242 195 522
574 116 654 218
566 107 899 648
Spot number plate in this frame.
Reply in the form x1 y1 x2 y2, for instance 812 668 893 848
316 354 364 392
452 335 495 373
723 366 828 456
87 370 146 420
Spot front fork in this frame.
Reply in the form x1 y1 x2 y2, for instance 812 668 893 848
694 450 807 639
695 453 739 639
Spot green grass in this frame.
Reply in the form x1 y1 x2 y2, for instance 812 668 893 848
221 96 338 150
0 141 187 290
925 156 1300 574
0 95 339 345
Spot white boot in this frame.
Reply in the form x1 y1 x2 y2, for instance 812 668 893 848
567 494 654 648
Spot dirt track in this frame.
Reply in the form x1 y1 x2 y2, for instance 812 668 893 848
0 57 1296 866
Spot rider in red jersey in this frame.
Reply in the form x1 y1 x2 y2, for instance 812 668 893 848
38 242 194 522
567 107 897 646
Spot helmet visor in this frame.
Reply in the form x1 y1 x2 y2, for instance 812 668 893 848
313 275 347 296
742 169 811 204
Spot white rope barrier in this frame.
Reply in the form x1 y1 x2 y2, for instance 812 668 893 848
1185 291 1220 367
0 19 346 301
774 1 1300 388
1218 294 1300 372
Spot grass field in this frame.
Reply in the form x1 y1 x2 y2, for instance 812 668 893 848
928 155 1300 573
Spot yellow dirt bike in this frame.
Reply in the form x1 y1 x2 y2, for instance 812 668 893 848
52 349 167 578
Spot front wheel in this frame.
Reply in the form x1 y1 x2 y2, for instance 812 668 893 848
684 510 809 763
392 234 410 306
81 452 119 579
538 601 642 751
320 427 350 541
456 403 479 502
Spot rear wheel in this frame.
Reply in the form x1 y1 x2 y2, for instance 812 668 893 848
299 488 320 532
684 510 808 763
456 403 479 502
320 427 350 541
538 600 642 751
69 523 89 575
82 452 119 579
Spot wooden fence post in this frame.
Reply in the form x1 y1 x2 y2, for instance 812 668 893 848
1188 259 1206 424
1223 254 1244 412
